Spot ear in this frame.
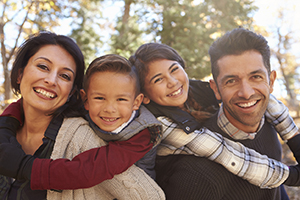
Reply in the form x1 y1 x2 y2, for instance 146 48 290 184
209 79 221 100
80 89 89 110
142 95 151 104
17 69 24 84
269 70 277 94
133 93 144 110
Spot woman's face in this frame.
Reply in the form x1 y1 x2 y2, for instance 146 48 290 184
18 45 76 115
143 59 189 107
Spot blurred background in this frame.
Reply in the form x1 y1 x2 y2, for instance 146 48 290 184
1 0 300 198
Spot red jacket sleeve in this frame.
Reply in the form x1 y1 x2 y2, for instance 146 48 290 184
1 99 22 125
31 128 153 190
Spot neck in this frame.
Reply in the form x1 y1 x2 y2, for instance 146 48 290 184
223 109 260 133
17 106 54 155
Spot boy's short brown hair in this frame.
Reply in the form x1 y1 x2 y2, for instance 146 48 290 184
83 54 140 96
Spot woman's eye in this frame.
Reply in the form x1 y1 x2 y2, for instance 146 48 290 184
60 73 71 81
37 64 48 71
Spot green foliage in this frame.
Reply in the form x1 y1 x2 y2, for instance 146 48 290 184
150 0 257 79
108 0 257 79
68 0 104 67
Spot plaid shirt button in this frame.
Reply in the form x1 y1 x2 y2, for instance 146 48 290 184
231 162 236 166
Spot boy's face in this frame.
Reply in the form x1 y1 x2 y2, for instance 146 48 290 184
209 50 276 133
81 71 143 132
143 59 189 108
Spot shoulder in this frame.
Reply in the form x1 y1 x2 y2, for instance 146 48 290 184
117 106 161 141
52 117 106 159
189 79 220 109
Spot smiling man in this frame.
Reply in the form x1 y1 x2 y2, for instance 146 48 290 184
204 28 289 199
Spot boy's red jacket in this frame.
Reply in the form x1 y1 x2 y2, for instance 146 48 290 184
1 100 153 190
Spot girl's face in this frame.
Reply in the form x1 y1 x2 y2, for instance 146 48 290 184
18 45 76 115
143 59 189 107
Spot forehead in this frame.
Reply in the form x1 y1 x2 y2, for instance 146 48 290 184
88 71 136 93
216 51 267 79
32 45 76 70
146 59 179 77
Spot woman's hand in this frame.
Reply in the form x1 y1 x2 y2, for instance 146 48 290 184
0 137 34 180
0 116 19 144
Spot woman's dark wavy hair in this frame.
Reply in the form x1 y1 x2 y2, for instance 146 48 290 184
129 43 185 93
11 31 85 117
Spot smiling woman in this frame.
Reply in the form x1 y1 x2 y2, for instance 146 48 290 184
0 32 85 199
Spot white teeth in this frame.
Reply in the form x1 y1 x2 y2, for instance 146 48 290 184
169 87 182 96
238 101 257 108
35 88 55 98
102 117 117 122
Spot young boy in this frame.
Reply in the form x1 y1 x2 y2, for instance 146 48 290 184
80 54 161 179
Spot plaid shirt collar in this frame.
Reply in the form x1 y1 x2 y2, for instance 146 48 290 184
217 103 265 140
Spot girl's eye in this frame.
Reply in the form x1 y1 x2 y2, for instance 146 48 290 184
95 97 104 100
60 73 71 81
154 77 162 83
37 64 48 71
171 66 179 73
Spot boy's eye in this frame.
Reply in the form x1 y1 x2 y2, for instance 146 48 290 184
117 98 127 101
95 97 104 100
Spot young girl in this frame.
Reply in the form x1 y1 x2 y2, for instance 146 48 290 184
129 42 300 198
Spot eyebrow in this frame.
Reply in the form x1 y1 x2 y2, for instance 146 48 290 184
35 56 75 75
149 62 178 83
220 69 266 84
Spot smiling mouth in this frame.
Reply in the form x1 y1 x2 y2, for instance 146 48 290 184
34 88 56 99
101 117 119 122
237 100 258 108
167 87 182 97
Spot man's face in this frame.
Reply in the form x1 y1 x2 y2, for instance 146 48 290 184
210 50 276 133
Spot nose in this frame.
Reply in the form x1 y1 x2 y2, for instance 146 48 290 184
237 80 255 99
103 101 116 113
167 75 178 88
44 72 57 86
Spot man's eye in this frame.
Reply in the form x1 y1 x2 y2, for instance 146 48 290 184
252 75 263 80
226 79 236 85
